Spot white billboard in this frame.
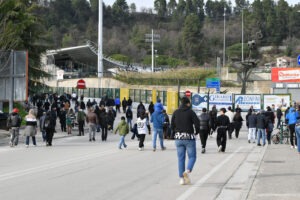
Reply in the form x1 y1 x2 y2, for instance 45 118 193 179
234 95 261 111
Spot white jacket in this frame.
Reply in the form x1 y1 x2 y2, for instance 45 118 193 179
137 117 148 135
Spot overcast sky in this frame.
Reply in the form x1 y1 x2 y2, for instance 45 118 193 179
103 0 299 11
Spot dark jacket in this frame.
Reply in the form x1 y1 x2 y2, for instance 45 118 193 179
216 114 230 128
256 113 266 129
247 114 257 128
276 108 282 119
233 114 243 130
199 112 210 130
171 105 200 134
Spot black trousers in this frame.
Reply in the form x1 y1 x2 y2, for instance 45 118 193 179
46 129 54 145
228 123 234 139
139 134 146 148
217 128 227 152
235 128 241 138
199 129 209 148
289 124 297 146
78 120 84 136
101 127 108 141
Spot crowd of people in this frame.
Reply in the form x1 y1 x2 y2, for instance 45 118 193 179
5 93 300 186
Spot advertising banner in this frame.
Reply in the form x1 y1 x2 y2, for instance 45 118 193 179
208 94 233 110
234 95 261 111
192 93 208 112
271 68 300 82
263 94 290 110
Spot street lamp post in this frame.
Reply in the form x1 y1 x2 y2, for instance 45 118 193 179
242 8 244 62
98 0 103 79
223 7 226 68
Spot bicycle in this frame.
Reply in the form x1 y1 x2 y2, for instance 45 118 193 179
272 122 289 144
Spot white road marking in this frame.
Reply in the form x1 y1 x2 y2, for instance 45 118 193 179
176 146 244 200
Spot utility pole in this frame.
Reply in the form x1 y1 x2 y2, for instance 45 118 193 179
242 8 244 62
9 50 14 112
98 0 103 79
145 30 160 73
223 7 226 68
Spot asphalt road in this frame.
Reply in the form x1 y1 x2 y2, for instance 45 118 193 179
0 111 269 200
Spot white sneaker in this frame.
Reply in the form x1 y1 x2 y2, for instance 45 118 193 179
138 147 144 151
291 146 294 149
183 171 191 184
25 145 29 148
179 178 185 185
218 145 222 152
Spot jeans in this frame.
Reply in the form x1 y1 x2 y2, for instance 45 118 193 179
175 139 196 178
276 117 281 129
25 136 36 146
101 127 108 141
139 134 146 148
152 127 164 149
295 126 300 152
9 128 19 146
257 128 266 145
89 123 96 140
248 128 256 142
119 135 127 148
78 120 85 136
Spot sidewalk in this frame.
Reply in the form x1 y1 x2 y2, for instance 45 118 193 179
248 144 300 200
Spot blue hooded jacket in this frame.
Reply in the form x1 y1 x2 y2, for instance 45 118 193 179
285 107 299 125
151 110 165 129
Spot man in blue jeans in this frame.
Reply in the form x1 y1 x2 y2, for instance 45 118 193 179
256 110 267 146
171 97 200 185
151 101 166 151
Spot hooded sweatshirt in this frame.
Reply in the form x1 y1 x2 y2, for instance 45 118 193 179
151 110 165 129
286 107 299 125
114 119 129 136
171 105 200 139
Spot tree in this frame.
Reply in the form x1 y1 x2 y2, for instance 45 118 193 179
193 0 205 22
154 0 167 18
71 0 91 29
182 14 203 62
0 0 48 79
129 3 136 13
112 0 129 24
185 0 195 15
167 0 177 16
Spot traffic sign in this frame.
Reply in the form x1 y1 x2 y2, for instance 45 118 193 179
297 55 300 66
206 78 220 93
185 90 191 97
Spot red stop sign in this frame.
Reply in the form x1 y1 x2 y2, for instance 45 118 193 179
185 90 191 97
77 79 86 89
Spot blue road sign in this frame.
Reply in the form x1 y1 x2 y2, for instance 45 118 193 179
298 55 300 66
206 78 220 93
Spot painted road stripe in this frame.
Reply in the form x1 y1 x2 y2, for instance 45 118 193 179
176 146 244 200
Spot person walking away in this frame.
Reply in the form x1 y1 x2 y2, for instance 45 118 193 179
286 107 299 149
130 123 139 140
225 106 234 139
99 105 108 141
115 97 121 113
137 102 146 118
276 105 283 129
235 105 242 113
209 105 218 136
44 107 57 146
247 111 257 143
66 108 75 135
107 107 116 131
233 111 244 139
77 107 86 136
256 110 267 146
59 107 67 132
151 105 166 152
126 107 133 129
136 111 150 151
122 97 127 113
7 108 22 147
127 97 133 109
199 108 210 153
216 108 230 152
162 110 170 139
114 116 129 149
148 102 154 116
171 97 200 185
295 105 300 154
86 107 98 142
24 109 38 147
265 106 275 144
39 111 47 142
